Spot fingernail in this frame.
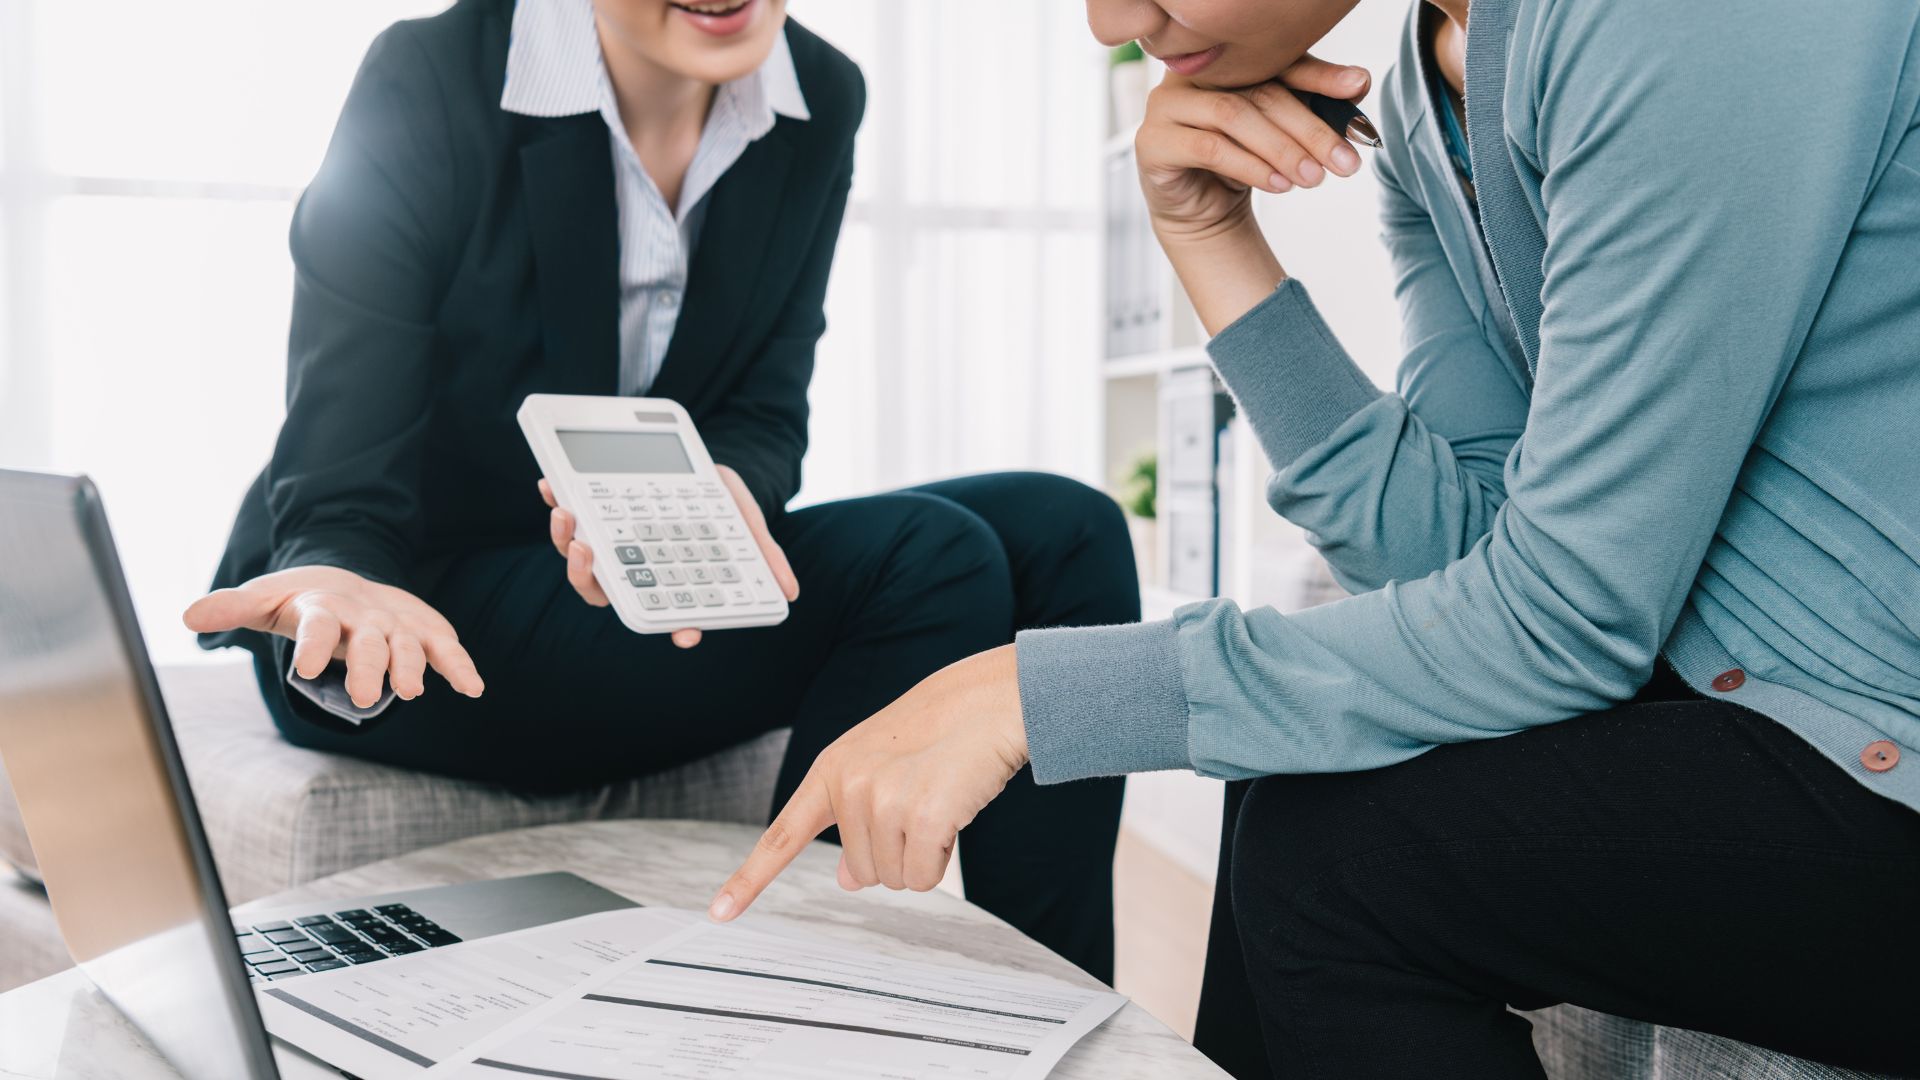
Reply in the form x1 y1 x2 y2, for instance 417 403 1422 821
708 892 736 921
1331 144 1360 176
1299 159 1324 186
1344 67 1368 88
1268 172 1292 193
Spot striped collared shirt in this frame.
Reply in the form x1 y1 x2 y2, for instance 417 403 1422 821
501 0 809 395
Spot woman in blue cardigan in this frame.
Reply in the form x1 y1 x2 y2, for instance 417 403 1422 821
714 0 1920 1075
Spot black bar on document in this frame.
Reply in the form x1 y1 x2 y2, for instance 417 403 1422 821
580 994 1032 1055
643 958 1067 1024
264 989 436 1068
472 1061 624 1080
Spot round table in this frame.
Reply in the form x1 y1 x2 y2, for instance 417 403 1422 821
0 819 1225 1079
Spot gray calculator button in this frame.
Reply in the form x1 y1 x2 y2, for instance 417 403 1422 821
726 586 755 607
594 501 626 521
675 543 703 562
704 543 730 562
693 523 717 540
669 589 699 609
645 543 675 564
665 523 692 542
625 568 657 588
636 524 664 542
638 591 669 612
714 565 741 584
614 545 647 565
687 567 714 586
659 568 687 587
696 587 727 608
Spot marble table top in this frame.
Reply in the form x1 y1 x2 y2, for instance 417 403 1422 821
0 819 1224 1079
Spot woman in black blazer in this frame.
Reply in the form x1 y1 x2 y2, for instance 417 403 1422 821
186 0 1132 979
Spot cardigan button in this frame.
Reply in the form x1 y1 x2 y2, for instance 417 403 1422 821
1710 668 1745 692
1861 741 1900 773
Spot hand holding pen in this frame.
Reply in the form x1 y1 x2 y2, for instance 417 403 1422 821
1134 56 1376 226
1133 55 1379 336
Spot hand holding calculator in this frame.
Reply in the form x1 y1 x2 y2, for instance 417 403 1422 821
519 394 792 634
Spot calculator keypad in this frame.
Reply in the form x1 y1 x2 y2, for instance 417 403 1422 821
589 479 780 622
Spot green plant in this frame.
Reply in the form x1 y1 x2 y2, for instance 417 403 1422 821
1119 452 1157 520
1110 40 1145 67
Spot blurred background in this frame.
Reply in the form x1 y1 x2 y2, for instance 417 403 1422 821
0 0 1405 1029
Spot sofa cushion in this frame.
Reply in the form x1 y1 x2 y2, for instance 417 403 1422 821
1527 1006 1896 1080
1529 1005 1656 1079
0 753 33 883
0 867 68 992
0 661 788 903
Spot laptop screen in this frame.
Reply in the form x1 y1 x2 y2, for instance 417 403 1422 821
0 470 276 1080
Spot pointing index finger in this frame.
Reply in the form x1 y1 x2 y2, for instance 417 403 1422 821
710 773 836 921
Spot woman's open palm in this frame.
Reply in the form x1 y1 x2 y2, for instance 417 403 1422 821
184 565 484 709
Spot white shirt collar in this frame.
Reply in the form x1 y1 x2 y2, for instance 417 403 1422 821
501 0 809 123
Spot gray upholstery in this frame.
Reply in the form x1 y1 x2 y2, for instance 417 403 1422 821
0 660 787 990
1525 1005 1893 1079
0 868 65 990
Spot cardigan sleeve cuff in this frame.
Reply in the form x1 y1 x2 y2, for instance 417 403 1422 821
1015 619 1191 784
1208 278 1382 468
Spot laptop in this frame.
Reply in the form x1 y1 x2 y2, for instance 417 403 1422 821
0 469 636 1079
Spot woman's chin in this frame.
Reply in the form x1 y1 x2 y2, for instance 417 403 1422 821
658 33 780 85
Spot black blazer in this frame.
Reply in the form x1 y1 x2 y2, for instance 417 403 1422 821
206 0 863 615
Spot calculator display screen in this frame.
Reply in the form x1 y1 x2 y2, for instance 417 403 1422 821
557 430 694 474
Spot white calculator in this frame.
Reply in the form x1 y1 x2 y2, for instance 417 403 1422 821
517 394 790 634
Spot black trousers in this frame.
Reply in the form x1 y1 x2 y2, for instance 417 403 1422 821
1194 664 1920 1079
253 471 1133 981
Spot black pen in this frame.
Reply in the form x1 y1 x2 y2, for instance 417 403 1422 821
1296 91 1384 149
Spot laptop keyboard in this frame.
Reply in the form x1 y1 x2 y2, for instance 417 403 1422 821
234 903 462 983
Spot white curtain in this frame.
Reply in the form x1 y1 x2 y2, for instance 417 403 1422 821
787 0 1107 504
0 1 1107 663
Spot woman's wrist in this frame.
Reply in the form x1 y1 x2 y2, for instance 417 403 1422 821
1155 209 1288 337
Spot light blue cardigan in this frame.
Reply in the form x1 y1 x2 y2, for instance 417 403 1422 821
1017 0 1920 812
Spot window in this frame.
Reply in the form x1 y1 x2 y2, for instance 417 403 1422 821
1 2 454 662
789 1 1108 503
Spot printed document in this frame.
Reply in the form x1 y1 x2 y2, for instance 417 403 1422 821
257 908 1124 1080
256 909 701 1079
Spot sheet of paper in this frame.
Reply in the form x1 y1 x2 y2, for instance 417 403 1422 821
430 917 1126 1080
255 908 703 1080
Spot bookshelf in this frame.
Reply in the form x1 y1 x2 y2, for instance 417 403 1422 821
1098 57 1369 880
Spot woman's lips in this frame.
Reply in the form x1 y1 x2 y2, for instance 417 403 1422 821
1159 44 1223 76
670 0 758 37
